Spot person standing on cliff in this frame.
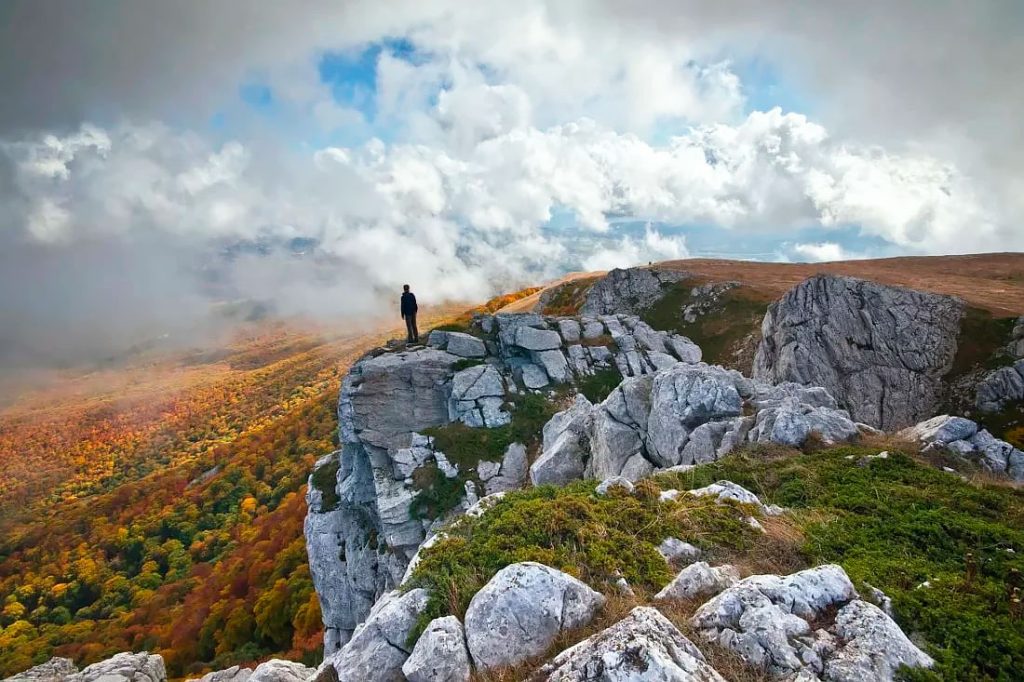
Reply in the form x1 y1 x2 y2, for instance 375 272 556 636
401 284 419 343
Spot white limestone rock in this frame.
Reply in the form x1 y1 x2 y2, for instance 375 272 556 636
464 562 605 670
248 660 315 682
484 442 529 495
5 658 79 682
75 652 167 682
668 335 703 363
538 606 727 681
658 537 702 565
516 325 564 351
975 361 1024 413
646 364 744 467
186 666 252 682
595 475 634 496
451 364 504 402
445 332 487 358
558 319 582 343
521 362 551 388
692 565 859 677
401 616 472 682
655 562 740 601
748 398 860 448
898 414 978 445
323 588 429 681
824 600 934 681
531 396 592 486
536 349 572 384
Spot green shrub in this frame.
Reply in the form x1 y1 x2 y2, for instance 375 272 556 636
577 368 623 403
641 281 768 367
406 480 761 639
451 358 485 373
309 457 340 512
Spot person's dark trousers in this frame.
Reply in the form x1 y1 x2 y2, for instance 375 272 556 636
405 313 419 343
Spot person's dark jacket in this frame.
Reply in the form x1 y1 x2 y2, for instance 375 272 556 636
401 291 418 318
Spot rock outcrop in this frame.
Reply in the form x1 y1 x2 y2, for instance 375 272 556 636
538 606 727 681
9 653 168 682
654 562 740 601
754 275 964 430
692 564 933 680
975 359 1024 413
321 588 429 681
401 616 472 682
464 562 605 670
579 267 685 316
4 658 80 682
899 414 1024 480
531 363 862 485
248 661 316 682
307 311 704 650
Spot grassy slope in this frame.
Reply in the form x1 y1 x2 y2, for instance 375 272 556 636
410 445 1024 681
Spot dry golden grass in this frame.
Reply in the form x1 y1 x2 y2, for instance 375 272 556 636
510 253 1024 318
657 598 775 682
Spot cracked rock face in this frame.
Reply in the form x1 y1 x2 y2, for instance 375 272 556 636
753 275 964 430
308 347 461 652
975 359 1024 413
531 363 860 486
580 267 686 316
401 616 472 682
691 565 932 680
464 562 606 670
322 588 429 681
538 606 728 681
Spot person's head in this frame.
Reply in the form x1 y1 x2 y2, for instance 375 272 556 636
403 284 410 292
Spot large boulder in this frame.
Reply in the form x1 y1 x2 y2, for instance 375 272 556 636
74 653 167 682
647 364 744 466
401 616 472 682
322 588 430 681
753 275 964 430
531 396 593 486
692 564 932 680
654 562 740 601
340 347 460 450
824 600 935 682
747 398 859 447
898 414 978 445
444 332 487 358
464 562 606 670
538 606 727 681
248 661 316 682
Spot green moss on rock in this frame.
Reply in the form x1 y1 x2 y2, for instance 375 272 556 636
310 457 341 512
